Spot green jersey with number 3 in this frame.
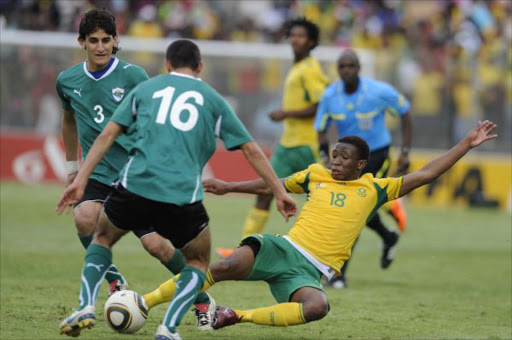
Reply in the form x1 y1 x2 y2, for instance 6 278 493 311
56 57 149 185
111 72 253 205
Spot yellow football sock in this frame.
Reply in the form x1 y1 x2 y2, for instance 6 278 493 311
242 208 270 239
235 302 306 326
143 269 215 309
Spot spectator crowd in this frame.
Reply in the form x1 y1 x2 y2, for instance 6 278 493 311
1 0 510 151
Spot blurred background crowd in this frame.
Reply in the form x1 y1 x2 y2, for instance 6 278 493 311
1 0 511 151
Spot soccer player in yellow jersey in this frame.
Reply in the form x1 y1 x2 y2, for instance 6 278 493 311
215 18 328 258
143 120 497 329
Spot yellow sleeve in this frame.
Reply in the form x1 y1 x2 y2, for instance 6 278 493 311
302 61 328 104
284 168 312 194
373 176 403 201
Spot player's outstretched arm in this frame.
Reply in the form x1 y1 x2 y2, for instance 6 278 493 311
56 121 124 214
399 120 497 197
203 178 286 196
240 141 297 221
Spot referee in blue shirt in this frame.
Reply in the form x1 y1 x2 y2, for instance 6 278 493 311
315 50 412 288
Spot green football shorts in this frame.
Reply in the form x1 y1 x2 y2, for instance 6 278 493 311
241 234 325 303
270 144 320 178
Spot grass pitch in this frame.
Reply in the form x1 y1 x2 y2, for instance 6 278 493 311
1 182 511 339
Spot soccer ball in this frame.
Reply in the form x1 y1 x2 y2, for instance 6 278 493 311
104 290 148 334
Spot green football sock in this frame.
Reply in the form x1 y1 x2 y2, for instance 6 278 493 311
78 234 93 248
162 266 205 333
163 250 209 305
78 233 123 284
79 243 112 310
164 249 186 274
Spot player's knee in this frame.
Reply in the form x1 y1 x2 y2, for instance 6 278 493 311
211 258 238 277
141 237 172 262
303 299 329 322
74 208 98 235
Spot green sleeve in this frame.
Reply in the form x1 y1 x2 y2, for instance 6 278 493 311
215 96 253 150
55 72 72 111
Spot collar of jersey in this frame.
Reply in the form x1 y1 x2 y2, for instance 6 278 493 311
83 57 119 81
170 71 202 81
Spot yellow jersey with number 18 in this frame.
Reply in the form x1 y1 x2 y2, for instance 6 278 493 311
281 56 328 148
284 164 403 273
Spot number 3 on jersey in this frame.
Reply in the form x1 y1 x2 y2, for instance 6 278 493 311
93 105 105 124
153 86 204 131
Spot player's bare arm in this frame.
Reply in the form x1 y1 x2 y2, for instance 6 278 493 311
203 177 287 196
61 109 79 185
269 103 319 121
240 141 297 220
399 120 497 197
56 120 124 214
396 112 412 175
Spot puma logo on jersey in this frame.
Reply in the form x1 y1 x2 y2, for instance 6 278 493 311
74 89 82 97
123 64 133 69
86 263 104 272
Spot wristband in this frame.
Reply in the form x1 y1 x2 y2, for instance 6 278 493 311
401 147 410 155
66 161 79 174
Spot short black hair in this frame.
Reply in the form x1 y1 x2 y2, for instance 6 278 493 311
338 136 369 162
286 17 320 50
78 8 119 54
166 40 201 71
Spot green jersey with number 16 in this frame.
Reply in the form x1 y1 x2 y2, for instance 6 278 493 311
56 57 149 185
111 72 253 205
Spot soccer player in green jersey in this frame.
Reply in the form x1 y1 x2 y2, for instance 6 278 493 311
55 9 216 335
56 39 297 339
142 120 497 330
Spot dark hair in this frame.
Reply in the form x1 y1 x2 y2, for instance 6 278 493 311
78 8 119 54
286 17 320 50
337 136 370 162
166 40 201 71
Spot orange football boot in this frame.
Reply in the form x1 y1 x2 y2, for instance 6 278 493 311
390 199 407 232
215 247 235 258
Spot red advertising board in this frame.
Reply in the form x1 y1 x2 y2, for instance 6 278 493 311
0 132 270 184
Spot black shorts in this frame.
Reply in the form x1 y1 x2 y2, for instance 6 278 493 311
75 179 112 207
363 146 391 178
104 184 209 249
75 179 155 239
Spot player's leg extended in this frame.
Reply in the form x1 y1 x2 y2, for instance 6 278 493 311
363 147 400 269
231 287 328 327
60 211 128 336
214 235 327 328
157 227 212 336
74 200 127 292
144 244 256 309
137 231 213 329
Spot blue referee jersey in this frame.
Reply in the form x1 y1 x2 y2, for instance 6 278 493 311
314 77 410 151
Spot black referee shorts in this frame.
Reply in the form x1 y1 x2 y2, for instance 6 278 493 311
363 146 391 178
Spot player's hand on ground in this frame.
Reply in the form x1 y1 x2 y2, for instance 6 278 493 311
269 109 286 122
275 193 297 222
203 178 229 195
465 120 498 148
56 181 85 215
